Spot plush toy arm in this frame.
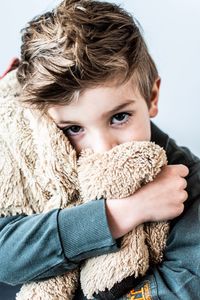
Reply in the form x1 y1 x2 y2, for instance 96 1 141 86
78 141 169 299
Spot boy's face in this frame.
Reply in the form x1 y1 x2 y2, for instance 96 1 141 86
48 77 159 155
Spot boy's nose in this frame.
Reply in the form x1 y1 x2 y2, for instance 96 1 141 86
91 134 118 153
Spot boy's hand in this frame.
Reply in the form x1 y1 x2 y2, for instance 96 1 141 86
135 164 189 223
106 164 189 239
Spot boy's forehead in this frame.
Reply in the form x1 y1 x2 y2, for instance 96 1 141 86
47 74 141 122
48 82 141 125
79 77 139 101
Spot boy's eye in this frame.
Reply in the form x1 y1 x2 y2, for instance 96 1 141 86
62 125 83 136
111 112 130 125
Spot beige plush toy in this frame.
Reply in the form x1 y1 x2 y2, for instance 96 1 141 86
0 70 80 300
78 141 169 299
0 70 169 300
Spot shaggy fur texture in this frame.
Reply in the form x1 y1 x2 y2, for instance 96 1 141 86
0 70 79 299
78 142 169 298
0 71 169 300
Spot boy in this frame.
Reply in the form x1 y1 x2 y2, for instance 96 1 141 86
0 0 199 299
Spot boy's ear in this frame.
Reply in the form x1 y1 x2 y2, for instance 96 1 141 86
149 77 161 118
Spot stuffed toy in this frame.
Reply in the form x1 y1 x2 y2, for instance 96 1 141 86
0 70 80 299
78 141 169 299
0 70 169 300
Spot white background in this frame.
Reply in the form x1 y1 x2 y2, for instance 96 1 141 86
0 0 199 156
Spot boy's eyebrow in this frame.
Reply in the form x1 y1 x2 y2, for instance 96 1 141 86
57 99 135 125
102 99 135 118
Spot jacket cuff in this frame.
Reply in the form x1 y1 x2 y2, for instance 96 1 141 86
58 199 119 262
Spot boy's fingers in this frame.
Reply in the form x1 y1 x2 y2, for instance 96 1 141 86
178 164 189 177
170 164 189 177
182 190 188 202
182 178 188 190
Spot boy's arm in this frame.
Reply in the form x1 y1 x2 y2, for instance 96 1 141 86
0 200 118 286
106 164 188 239
132 161 200 300
95 161 200 300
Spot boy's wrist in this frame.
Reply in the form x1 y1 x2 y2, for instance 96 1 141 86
105 196 145 239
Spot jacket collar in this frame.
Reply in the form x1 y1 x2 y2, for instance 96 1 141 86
150 121 169 151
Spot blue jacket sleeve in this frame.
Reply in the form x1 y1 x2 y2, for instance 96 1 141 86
0 199 118 285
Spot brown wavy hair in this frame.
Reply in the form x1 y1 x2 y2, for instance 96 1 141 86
17 0 158 111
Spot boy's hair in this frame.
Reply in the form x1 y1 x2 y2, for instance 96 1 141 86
17 0 158 111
